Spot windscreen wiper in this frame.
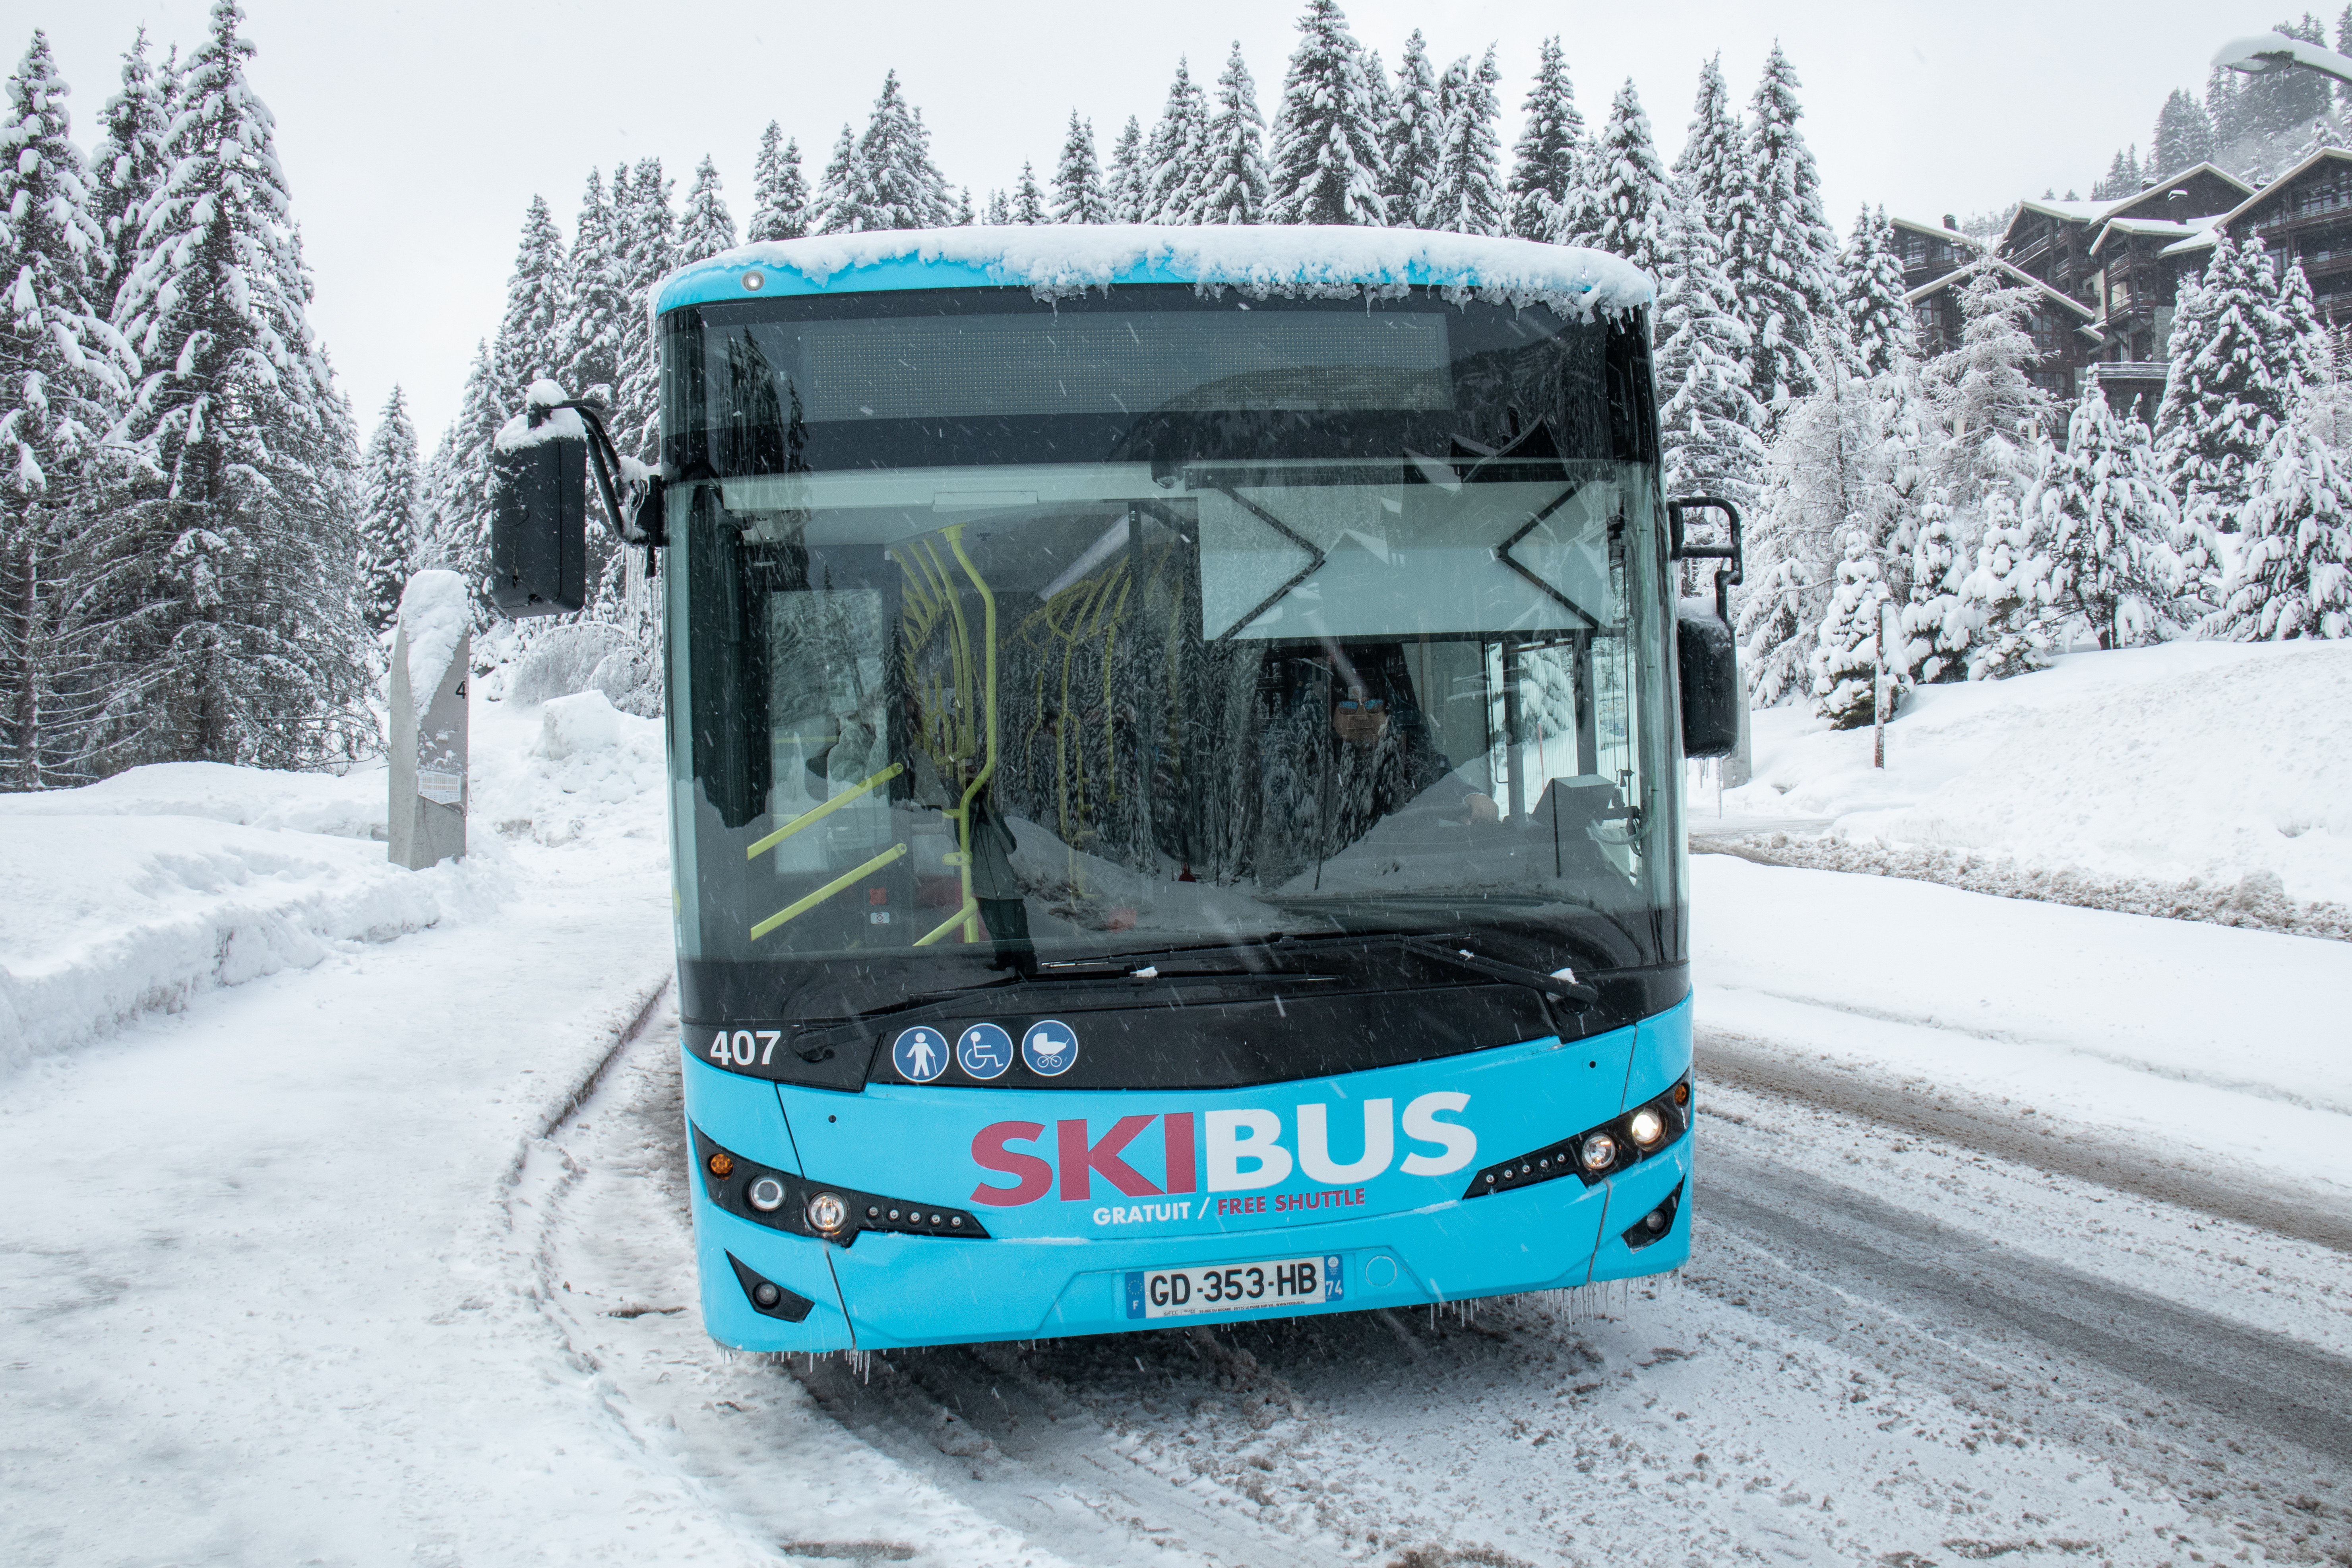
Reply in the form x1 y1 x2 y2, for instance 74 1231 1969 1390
1391 936 1599 1007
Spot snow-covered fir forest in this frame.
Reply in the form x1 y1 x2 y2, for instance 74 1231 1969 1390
2 0 2347 793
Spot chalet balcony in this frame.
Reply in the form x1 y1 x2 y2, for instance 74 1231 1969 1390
2088 361 2168 382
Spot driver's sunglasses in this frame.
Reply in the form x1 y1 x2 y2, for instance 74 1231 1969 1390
1335 698 1386 713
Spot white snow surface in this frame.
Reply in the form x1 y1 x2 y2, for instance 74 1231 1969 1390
1722 640 2352 904
1691 853 2352 1195
3 673 2347 1563
0 694 666 1076
679 223 1656 315
397 567 471 723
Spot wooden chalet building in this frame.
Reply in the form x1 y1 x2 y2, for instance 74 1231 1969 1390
1888 213 1980 292
2203 146 2352 324
1905 258 2098 401
1989 164 2252 413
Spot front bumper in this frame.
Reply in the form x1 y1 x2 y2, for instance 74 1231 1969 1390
685 997 1694 1353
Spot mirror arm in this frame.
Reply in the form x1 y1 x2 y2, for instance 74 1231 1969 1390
1666 496 1745 624
532 398 664 550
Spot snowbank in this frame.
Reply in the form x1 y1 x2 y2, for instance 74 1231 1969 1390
659 224 1655 319
0 688 668 1077
1719 640 2352 909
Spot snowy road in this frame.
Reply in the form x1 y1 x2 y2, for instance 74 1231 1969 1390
6 806 2350 1564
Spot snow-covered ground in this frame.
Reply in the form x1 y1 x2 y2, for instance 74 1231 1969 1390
1714 640 2352 914
3 678 2348 1566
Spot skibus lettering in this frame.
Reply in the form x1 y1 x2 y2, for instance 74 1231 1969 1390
971 1094 1475 1207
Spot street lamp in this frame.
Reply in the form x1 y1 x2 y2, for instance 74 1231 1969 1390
2213 31 2352 88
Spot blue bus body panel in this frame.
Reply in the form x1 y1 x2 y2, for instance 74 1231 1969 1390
689 997 1692 1350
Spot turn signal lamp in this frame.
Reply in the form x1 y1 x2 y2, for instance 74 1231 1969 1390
707 1152 734 1178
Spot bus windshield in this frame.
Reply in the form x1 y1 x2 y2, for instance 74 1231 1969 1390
659 286 1683 1018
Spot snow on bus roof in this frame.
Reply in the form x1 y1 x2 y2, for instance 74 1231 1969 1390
654 224 1655 320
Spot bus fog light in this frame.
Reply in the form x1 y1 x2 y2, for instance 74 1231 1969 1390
1628 1107 1666 1149
751 1281 782 1308
747 1176 786 1213
1579 1133 1618 1172
806 1192 849 1233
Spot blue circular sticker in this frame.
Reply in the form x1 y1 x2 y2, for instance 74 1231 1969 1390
957 1023 1014 1080
891 1026 950 1083
1021 1019 1080 1077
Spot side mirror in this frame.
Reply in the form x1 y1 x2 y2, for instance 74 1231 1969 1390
489 420 588 618
1667 496 1745 760
1676 602 1740 758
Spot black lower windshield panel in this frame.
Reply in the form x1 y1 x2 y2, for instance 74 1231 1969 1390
661 286 1684 1086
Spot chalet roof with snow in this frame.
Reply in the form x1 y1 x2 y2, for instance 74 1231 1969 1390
2204 145 2352 233
1904 256 2099 323
654 225 1657 320
1888 214 1982 248
2087 213 2220 260
1994 163 2255 252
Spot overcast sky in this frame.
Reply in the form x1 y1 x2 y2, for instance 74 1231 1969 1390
12 0 2246 442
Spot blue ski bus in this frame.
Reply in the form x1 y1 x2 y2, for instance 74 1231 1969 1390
492 227 1742 1352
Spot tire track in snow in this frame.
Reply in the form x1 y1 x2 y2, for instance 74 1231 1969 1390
1699 1027 2352 1256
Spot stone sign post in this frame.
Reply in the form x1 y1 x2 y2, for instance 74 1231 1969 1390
389 570 470 870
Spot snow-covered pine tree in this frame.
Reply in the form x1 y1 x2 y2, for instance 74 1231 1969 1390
2036 383 2180 649
1583 79 1670 273
1810 531 1899 728
984 188 1011 226
1927 266 2053 517
1504 37 1583 242
91 27 169 324
1671 56 1746 266
1265 0 1387 226
1840 205 1912 378
1050 112 1107 223
2271 251 2328 403
2090 145 2143 202
1955 489 2052 680
2150 88 2216 179
677 155 737 262
558 169 622 402
1722 46 1840 424
1901 502 1972 683
954 186 975 225
1382 31 1443 228
1424 49 1505 236
355 387 422 641
2157 230 2285 541
1872 355 1949 614
101 0 369 771
1011 163 1046 225
810 124 860 234
1104 116 1146 222
1734 554 1808 707
854 73 954 230
0 31 139 786
1655 194 1764 517
1738 357 1881 705
2216 397 2352 640
747 123 809 242
423 341 498 586
613 157 673 462
1142 58 1210 225
1199 44 1268 225
491 195 566 392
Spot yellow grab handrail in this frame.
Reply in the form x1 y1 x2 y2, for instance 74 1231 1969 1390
744 762 905 860
913 898 980 948
749 843 910 941
945 525 999 946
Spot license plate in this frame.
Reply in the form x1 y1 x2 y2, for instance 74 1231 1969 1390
1125 1255 1343 1320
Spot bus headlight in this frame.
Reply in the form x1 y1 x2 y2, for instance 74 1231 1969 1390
1627 1107 1666 1149
806 1191 849 1234
747 1176 786 1213
1579 1132 1618 1172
